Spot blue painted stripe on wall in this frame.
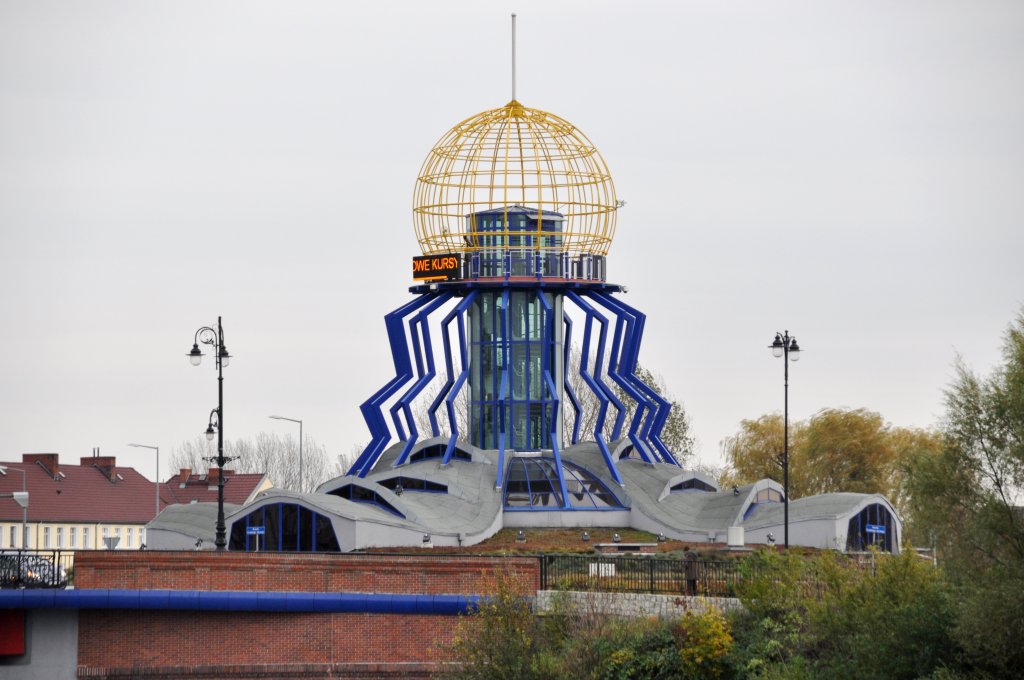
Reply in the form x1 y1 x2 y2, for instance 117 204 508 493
0 589 481 615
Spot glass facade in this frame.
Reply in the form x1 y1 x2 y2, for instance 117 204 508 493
465 207 563 278
470 290 560 451
229 502 341 552
845 502 896 553
503 457 623 510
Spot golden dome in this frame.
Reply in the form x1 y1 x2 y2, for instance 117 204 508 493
413 100 617 258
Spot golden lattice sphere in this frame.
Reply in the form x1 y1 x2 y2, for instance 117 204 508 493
413 100 617 257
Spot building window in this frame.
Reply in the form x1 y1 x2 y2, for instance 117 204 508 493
503 458 623 511
670 478 717 493
83 526 91 549
57 527 64 548
139 528 145 546
846 503 896 553
229 502 341 553
44 526 51 549
70 527 77 548
126 528 134 548
114 527 121 548
8 526 14 548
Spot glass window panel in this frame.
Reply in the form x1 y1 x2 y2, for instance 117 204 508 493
264 504 281 551
280 504 299 551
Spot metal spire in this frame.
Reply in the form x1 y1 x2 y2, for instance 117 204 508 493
511 13 517 101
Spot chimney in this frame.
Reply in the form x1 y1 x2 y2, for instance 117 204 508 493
207 468 233 487
179 468 192 483
91 456 118 482
23 453 60 479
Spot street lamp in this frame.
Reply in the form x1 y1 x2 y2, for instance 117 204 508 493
0 466 28 549
186 316 234 550
269 415 303 492
128 444 161 519
769 330 801 549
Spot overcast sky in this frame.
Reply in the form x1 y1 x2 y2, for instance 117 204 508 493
1 1 1022 484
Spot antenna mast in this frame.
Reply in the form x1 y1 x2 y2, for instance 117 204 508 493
511 13 517 101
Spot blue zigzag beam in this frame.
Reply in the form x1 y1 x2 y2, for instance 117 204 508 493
585 291 657 464
427 292 477 438
565 291 624 487
349 293 440 478
441 291 479 466
494 289 510 485
391 292 454 467
538 291 570 506
562 311 583 445
567 293 628 441
591 291 677 465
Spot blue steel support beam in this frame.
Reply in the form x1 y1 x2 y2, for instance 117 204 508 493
427 292 477 438
565 291 624 486
562 312 583 444
391 292 454 466
441 291 479 465
0 589 480 615
585 291 658 464
349 293 439 477
537 291 571 507
590 292 677 465
494 289 510 487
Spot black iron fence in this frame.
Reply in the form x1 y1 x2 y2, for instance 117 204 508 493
540 555 753 598
0 549 73 588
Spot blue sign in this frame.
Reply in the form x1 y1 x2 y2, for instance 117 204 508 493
247 526 266 535
865 524 886 535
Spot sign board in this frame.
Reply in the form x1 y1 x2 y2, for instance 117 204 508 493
865 524 886 535
412 253 462 281
247 526 266 535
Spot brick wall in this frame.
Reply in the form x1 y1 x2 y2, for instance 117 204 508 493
75 551 539 679
74 551 539 594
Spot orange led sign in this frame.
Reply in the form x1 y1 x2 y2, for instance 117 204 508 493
412 253 462 281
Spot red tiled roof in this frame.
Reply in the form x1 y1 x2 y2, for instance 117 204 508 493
0 454 161 524
160 469 267 506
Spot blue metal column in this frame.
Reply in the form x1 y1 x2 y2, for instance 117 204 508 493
562 311 583 445
537 291 571 506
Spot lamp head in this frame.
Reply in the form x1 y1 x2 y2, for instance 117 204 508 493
771 333 784 358
789 338 800 361
188 344 203 366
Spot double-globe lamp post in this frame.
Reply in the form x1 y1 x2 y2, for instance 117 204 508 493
187 316 232 550
770 330 801 549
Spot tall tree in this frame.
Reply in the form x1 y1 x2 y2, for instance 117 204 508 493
904 311 1024 675
721 407 942 511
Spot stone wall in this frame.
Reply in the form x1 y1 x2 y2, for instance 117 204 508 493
535 590 743 619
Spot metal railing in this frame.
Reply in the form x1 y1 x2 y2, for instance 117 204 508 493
540 555 754 598
0 549 74 589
